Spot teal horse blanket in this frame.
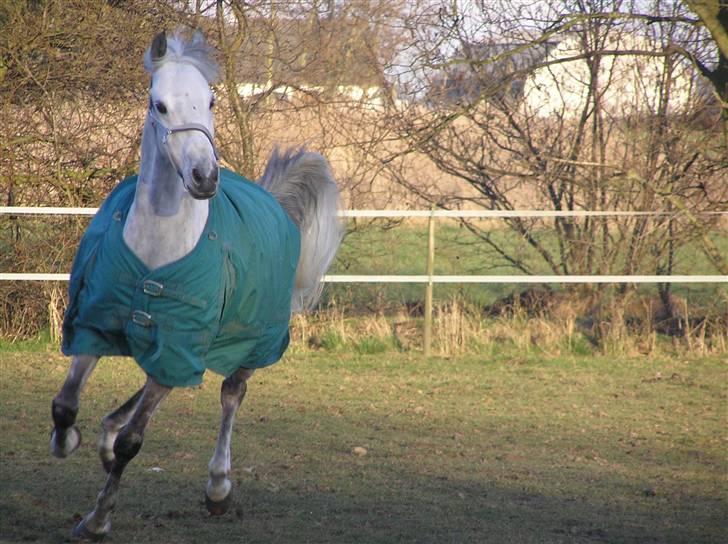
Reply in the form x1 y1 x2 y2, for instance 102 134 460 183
62 169 301 387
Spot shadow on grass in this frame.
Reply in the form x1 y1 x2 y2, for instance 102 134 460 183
1 351 725 544
0 416 724 544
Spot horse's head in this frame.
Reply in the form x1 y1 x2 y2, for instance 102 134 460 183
144 31 220 199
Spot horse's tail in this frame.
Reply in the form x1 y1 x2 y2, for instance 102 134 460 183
259 147 344 313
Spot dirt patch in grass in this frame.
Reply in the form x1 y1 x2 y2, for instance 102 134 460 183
0 351 725 543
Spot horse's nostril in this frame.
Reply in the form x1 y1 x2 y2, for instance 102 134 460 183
192 167 203 183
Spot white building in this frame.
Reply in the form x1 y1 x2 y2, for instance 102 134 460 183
237 82 397 110
522 34 698 118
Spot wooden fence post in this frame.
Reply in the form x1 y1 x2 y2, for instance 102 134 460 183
423 206 436 357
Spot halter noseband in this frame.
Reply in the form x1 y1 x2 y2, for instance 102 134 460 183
148 106 220 181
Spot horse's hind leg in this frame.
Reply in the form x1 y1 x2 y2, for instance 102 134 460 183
206 367 255 515
50 355 99 458
73 376 170 540
98 387 144 473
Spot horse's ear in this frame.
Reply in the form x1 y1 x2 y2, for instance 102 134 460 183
191 29 206 45
151 31 167 61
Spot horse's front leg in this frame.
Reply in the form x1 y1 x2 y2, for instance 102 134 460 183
50 355 99 458
98 386 145 473
73 376 171 540
205 367 255 515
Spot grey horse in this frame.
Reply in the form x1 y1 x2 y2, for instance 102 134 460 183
49 30 343 540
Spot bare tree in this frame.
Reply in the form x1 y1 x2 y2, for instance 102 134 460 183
373 0 726 296
0 0 405 335
683 0 728 112
209 0 403 180
0 0 164 334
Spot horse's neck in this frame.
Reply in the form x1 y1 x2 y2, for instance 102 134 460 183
122 125 209 270
123 185 209 270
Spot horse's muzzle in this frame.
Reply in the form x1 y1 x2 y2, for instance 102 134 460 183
187 166 219 199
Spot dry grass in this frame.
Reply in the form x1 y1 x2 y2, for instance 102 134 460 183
287 295 727 359
33 272 728 358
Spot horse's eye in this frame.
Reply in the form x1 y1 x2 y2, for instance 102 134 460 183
155 101 168 114
209 97 215 110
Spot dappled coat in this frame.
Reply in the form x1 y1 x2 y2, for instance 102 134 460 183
62 169 301 387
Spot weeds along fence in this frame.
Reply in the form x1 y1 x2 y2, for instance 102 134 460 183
1 207 726 355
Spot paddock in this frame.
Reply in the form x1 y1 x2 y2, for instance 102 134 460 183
1 349 724 543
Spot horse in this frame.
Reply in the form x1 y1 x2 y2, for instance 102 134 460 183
49 30 343 540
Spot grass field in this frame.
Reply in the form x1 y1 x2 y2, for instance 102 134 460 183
0 348 725 543
326 222 728 309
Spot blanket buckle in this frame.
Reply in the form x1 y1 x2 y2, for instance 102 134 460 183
143 280 164 297
132 310 154 327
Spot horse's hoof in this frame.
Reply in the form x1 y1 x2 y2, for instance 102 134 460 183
72 518 108 541
205 491 232 516
50 426 81 458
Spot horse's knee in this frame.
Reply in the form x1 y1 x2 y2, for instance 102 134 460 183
221 376 247 402
221 368 253 403
112 428 143 468
50 399 82 458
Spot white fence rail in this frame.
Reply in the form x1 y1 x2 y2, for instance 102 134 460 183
2 273 725 283
2 206 727 219
1 207 726 284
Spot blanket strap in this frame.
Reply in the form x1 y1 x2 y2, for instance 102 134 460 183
117 273 208 309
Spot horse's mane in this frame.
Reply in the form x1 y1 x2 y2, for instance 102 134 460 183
143 30 219 84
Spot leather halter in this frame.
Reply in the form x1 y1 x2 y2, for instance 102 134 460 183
148 106 219 181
